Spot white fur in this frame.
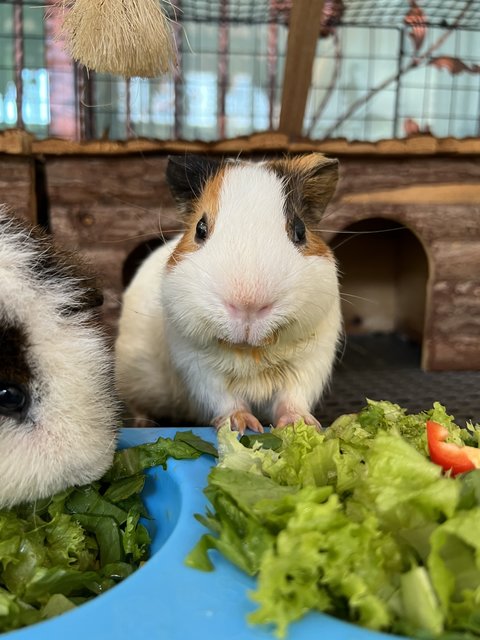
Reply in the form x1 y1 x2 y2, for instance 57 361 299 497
0 207 117 508
115 161 341 427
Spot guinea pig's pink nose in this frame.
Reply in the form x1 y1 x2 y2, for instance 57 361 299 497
225 300 273 321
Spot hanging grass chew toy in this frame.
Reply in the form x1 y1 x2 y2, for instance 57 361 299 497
59 0 177 78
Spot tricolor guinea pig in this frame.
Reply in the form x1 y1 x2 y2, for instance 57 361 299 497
0 207 117 508
115 153 342 434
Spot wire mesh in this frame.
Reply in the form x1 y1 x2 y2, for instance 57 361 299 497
0 0 479 141
342 0 480 28
318 334 480 426
165 0 291 25
165 0 480 28
306 20 480 140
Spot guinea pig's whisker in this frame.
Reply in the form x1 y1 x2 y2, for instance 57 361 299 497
95 231 164 245
338 297 358 308
284 262 341 300
340 292 379 304
329 227 407 252
121 416 160 427
338 295 380 309
90 196 184 244
335 330 348 361
315 208 338 225
108 199 170 232
183 253 219 282
118 305 160 319
107 197 153 214
311 223 406 238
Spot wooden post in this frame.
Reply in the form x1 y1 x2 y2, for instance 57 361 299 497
279 0 325 138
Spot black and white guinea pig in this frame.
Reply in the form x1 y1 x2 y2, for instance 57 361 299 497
0 207 117 508
115 153 342 434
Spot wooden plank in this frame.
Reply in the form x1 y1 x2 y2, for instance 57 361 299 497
322 203 480 244
279 0 325 138
338 155 480 185
428 241 480 281
0 155 35 222
45 155 179 331
30 134 480 157
341 183 480 205
424 337 480 372
0 129 33 155
0 128 479 157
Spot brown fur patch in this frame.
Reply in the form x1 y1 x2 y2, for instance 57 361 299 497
302 229 332 257
217 327 279 359
167 167 226 269
283 154 331 173
217 340 266 361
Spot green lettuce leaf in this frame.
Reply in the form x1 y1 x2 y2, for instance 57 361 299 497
190 402 480 639
0 430 214 632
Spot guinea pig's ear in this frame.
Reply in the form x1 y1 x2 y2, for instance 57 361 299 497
293 153 339 220
166 155 222 213
271 153 339 222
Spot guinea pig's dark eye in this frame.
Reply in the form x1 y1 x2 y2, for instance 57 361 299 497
0 383 28 417
292 216 306 245
195 215 209 243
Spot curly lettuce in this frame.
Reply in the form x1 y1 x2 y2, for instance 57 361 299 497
188 401 480 639
0 430 215 632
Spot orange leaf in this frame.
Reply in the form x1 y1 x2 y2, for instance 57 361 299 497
429 56 480 74
404 0 427 52
319 0 345 38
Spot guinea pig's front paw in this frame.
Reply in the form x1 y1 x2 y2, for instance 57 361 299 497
276 412 322 432
214 411 264 436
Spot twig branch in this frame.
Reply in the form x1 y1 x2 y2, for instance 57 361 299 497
307 31 342 137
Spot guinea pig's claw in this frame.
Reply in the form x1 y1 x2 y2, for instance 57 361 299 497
276 412 322 432
214 411 264 435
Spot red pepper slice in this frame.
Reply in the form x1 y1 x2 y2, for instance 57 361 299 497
426 420 480 476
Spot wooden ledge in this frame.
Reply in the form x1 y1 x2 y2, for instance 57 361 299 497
1 128 480 157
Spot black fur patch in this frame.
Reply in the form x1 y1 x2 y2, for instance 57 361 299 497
0 322 32 385
166 155 223 213
275 171 306 243
1 212 103 315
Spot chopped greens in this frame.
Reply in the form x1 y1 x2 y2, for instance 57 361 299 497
187 400 480 639
0 430 215 633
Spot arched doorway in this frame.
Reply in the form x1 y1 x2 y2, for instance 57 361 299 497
331 218 429 369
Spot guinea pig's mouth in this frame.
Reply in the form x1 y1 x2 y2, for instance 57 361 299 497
217 328 279 350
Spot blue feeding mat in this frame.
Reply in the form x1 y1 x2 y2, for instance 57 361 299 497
4 427 407 640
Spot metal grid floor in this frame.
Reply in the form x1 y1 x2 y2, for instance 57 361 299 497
317 334 480 427
124 334 480 429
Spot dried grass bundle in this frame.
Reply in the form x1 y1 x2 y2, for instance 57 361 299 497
61 0 177 78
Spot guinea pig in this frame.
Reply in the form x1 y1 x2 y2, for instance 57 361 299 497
0 207 118 508
115 153 342 434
